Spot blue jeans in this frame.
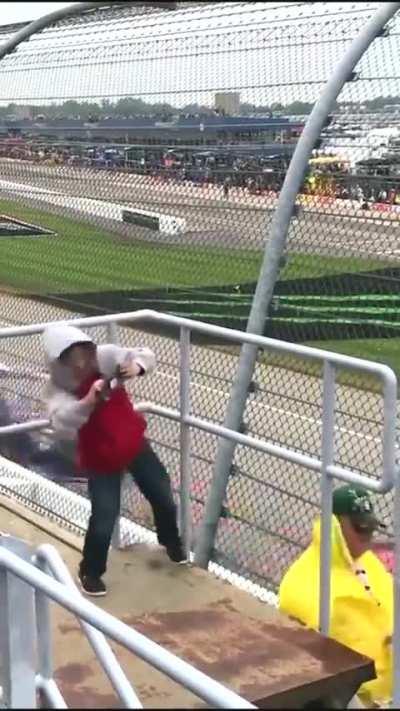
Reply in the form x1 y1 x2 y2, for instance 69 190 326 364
80 441 180 577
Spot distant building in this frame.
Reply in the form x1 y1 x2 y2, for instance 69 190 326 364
215 92 240 116
1 114 304 147
14 105 32 120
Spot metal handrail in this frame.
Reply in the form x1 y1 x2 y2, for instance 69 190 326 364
0 542 255 709
0 308 396 491
33 544 142 708
0 306 398 374
0 308 397 705
0 397 391 492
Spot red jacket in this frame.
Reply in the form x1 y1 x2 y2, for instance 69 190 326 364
76 373 147 474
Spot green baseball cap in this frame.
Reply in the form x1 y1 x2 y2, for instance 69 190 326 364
332 485 386 533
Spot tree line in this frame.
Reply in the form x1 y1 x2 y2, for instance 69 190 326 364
1 95 400 120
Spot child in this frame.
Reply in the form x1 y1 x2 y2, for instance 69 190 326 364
42 324 187 597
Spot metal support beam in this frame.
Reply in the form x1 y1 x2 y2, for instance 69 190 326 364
179 327 193 557
34 545 142 708
319 362 336 636
0 536 37 708
106 321 123 551
193 1 400 569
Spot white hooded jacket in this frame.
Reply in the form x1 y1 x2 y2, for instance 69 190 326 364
42 324 156 440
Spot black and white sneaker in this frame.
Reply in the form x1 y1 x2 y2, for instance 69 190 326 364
165 541 189 565
78 571 107 597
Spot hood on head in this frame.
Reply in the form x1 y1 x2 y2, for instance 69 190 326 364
42 324 94 363
311 515 354 569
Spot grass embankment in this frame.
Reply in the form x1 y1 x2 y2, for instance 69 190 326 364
1 198 397 390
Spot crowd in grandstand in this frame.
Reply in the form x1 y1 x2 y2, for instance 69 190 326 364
1 136 400 206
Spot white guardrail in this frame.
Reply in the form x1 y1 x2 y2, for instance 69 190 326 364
0 534 255 708
0 309 398 706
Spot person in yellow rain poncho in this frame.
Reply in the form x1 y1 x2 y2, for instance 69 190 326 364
279 485 393 708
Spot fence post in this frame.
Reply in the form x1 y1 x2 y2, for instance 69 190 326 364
0 535 37 708
179 327 192 558
33 555 53 697
107 321 123 550
194 1 400 569
35 544 142 708
319 362 336 636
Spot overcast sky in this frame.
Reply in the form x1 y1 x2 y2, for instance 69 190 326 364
2 2 76 24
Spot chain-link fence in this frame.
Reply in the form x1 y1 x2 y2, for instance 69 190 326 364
0 1 399 593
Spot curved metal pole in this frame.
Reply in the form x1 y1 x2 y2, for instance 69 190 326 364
0 1 176 62
34 546 143 708
194 1 400 568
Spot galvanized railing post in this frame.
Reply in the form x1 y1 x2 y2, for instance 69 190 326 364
0 545 255 709
0 536 37 708
179 326 192 558
106 320 120 345
33 556 53 687
319 362 336 636
32 553 68 708
35 545 142 708
107 320 123 550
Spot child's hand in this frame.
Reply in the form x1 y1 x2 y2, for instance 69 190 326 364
119 359 143 379
83 379 106 406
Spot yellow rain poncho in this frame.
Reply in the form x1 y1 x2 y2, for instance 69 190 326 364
279 516 393 706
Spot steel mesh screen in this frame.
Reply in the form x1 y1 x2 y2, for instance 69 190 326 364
0 1 398 593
